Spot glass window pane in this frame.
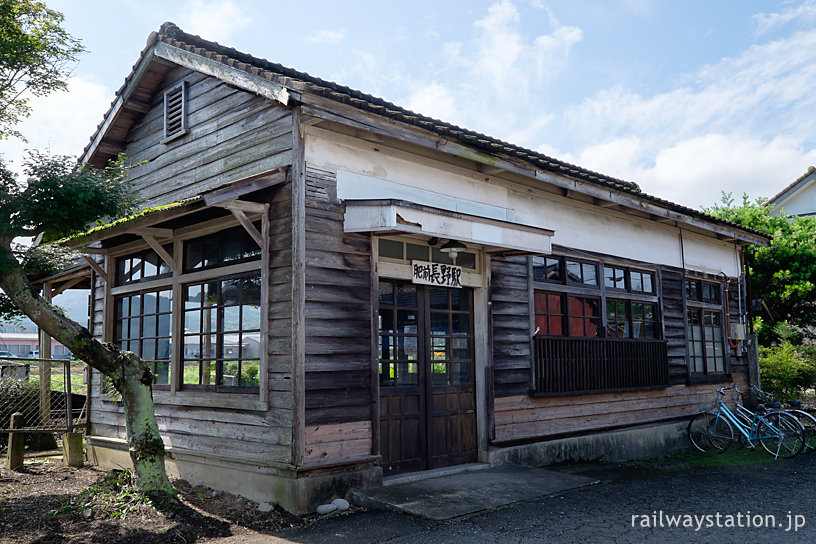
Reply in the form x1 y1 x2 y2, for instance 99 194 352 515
185 285 201 308
452 337 471 360
223 306 240 332
143 251 158 278
431 247 453 265
548 316 563 335
397 336 418 360
157 338 171 360
451 362 472 385
379 239 403 260
396 362 418 386
142 339 156 360
396 284 417 308
379 335 394 360
241 361 260 387
396 310 418 334
143 292 157 314
566 261 582 283
378 281 393 306
429 288 448 310
223 238 242 262
130 295 141 316
142 315 157 337
185 310 200 334
406 243 428 261
451 313 470 335
222 279 241 305
155 362 170 385
243 276 261 306
450 289 470 311
380 362 395 386
582 263 597 285
431 337 447 360
242 305 261 331
186 241 203 270
379 308 394 333
630 271 643 292
430 312 449 335
456 252 476 269
643 274 653 293
431 362 448 385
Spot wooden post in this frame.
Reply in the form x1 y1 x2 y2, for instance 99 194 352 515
39 281 53 428
6 412 24 470
61 432 84 467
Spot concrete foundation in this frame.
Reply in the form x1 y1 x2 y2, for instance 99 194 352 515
85 435 381 514
488 420 689 467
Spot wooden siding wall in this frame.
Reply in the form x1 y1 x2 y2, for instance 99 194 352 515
304 421 372 466
303 165 373 426
490 256 532 397
494 371 749 443
124 66 293 208
660 266 689 385
88 183 295 465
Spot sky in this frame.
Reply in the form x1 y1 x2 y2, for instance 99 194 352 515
2 0 816 210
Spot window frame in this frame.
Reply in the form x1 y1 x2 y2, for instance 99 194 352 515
104 213 268 409
531 254 660 341
684 277 729 379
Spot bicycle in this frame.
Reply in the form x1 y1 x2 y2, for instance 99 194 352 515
747 384 816 454
687 385 805 459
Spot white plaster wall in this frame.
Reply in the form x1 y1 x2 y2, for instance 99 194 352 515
305 131 740 275
772 177 816 216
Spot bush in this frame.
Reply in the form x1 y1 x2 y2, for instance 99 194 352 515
759 341 816 400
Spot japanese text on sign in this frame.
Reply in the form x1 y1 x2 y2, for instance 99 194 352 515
411 260 462 288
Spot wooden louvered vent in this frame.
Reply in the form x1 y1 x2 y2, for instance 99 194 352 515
163 81 188 141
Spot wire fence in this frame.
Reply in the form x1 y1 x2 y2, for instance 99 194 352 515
0 357 87 455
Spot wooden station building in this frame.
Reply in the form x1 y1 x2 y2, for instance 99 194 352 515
54 23 768 513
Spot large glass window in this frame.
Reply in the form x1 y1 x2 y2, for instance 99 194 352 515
606 300 657 339
686 279 726 375
533 291 600 338
114 288 173 386
182 273 262 391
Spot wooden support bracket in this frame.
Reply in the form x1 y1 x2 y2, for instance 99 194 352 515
225 206 264 248
140 234 180 274
83 256 107 281
52 277 84 297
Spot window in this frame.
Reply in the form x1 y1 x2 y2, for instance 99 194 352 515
606 300 657 339
534 291 600 337
114 288 172 386
685 279 726 375
378 238 477 269
107 217 265 397
163 81 188 141
115 247 173 286
184 224 261 272
603 265 654 293
182 273 262 391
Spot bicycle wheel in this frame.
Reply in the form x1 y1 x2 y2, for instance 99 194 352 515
688 411 733 453
758 411 805 459
787 409 816 453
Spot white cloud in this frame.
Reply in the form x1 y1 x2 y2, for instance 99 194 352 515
1 77 112 178
404 82 458 122
308 30 346 44
178 0 250 44
753 0 816 35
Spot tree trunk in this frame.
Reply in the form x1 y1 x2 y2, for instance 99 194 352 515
0 264 176 499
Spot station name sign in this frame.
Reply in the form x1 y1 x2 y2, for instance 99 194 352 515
411 260 463 288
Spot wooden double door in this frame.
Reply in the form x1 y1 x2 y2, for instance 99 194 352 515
377 280 477 476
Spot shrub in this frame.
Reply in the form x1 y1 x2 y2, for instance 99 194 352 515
759 341 816 400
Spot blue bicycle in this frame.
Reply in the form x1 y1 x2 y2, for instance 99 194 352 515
688 385 805 459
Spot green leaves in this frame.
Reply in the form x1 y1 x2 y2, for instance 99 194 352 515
705 192 816 342
0 0 85 139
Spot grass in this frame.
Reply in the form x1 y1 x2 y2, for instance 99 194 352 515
632 446 776 474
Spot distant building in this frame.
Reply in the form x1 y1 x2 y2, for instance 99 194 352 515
767 166 816 217
0 323 72 358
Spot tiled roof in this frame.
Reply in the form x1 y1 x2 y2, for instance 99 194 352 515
767 166 816 205
82 22 768 242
